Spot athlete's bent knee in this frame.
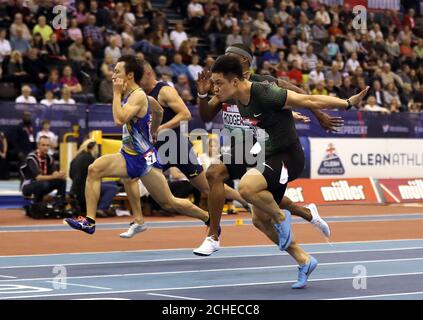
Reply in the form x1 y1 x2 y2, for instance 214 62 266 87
238 183 255 203
206 164 227 184
88 163 102 179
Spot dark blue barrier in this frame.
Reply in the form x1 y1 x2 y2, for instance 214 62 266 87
1 103 423 139
294 109 423 138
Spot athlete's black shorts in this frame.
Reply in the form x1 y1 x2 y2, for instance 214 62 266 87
219 144 255 180
262 139 305 204
155 136 203 180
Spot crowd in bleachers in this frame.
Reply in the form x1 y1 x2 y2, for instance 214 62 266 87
0 0 421 112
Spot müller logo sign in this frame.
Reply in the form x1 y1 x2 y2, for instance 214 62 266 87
320 180 366 201
398 179 423 200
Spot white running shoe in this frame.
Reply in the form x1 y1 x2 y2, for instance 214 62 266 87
306 203 331 238
193 236 220 256
119 222 147 239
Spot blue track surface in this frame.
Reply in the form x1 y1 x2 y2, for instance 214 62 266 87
1 239 423 300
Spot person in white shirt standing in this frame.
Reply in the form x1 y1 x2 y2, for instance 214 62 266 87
169 23 188 51
15 85 37 104
187 0 205 34
188 54 203 81
36 120 58 155
0 29 11 64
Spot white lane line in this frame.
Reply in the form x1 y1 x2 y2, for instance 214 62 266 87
0 275 17 279
147 293 203 300
1 245 423 270
45 281 111 291
2 271 423 300
2 256 423 283
1 238 423 258
327 291 423 300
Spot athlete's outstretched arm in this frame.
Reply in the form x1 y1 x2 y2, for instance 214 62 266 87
286 86 369 110
148 96 164 142
158 86 191 130
276 78 343 132
112 79 145 126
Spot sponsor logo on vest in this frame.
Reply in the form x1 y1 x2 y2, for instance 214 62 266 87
398 179 423 200
318 143 345 175
321 180 365 201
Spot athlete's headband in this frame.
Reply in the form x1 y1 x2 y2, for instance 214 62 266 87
225 46 253 64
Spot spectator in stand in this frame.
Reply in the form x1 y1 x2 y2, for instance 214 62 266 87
67 18 83 42
179 40 193 65
311 17 328 43
204 8 223 53
40 90 55 107
311 81 328 95
339 76 356 99
381 63 403 88
75 1 90 26
287 60 303 85
187 0 205 33
45 33 66 61
402 8 416 31
328 19 343 39
100 53 115 78
9 13 31 41
44 69 63 98
174 74 191 96
253 30 270 54
262 44 280 66
302 45 318 72
60 65 82 94
363 96 390 114
253 12 271 37
83 15 104 47
287 44 303 69
308 61 325 85
368 80 386 107
384 82 402 107
413 38 423 59
263 0 276 23
24 48 47 85
369 23 383 41
0 28 11 64
55 87 76 105
296 32 308 54
345 52 360 73
269 26 286 50
155 55 174 79
15 85 36 104
170 53 192 82
32 15 53 43
188 54 203 81
226 25 242 47
10 29 30 54
68 36 87 63
89 0 110 27
104 36 121 64
121 37 136 56
170 22 188 51
343 32 360 54
385 34 400 58
240 25 253 49
315 5 331 26
326 79 340 97
98 71 113 103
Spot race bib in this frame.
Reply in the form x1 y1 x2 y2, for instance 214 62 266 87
144 150 157 166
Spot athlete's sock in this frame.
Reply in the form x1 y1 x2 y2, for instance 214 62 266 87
86 217 96 225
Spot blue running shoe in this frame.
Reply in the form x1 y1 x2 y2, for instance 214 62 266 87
63 216 95 235
291 256 318 289
274 210 292 250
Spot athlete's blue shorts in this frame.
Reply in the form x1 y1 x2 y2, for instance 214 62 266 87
120 148 162 179
155 137 203 180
